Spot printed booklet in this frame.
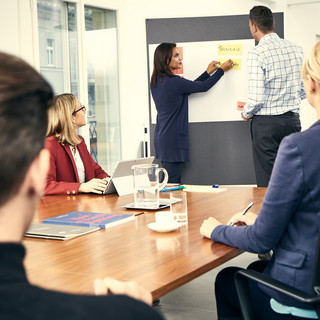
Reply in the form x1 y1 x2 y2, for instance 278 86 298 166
42 211 135 229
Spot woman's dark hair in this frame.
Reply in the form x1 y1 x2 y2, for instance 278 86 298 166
249 6 274 33
151 43 176 87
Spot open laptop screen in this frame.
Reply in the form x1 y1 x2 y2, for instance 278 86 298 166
104 157 154 196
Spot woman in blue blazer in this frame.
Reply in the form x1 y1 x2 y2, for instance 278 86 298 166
200 42 320 319
150 43 233 183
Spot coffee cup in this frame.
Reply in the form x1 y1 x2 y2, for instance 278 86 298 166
155 211 174 226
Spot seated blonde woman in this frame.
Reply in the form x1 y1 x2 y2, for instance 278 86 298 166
45 93 109 195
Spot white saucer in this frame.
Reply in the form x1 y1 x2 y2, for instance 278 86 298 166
148 222 180 233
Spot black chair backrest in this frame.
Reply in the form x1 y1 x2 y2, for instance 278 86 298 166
313 230 320 316
235 229 320 320
313 230 320 295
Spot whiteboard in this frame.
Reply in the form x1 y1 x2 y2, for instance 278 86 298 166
149 39 255 123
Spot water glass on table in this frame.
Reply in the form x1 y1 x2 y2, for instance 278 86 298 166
170 191 188 225
132 163 168 209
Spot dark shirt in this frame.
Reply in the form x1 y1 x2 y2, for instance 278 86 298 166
0 243 164 320
151 68 224 162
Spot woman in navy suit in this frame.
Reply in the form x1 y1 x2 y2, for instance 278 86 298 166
200 42 320 319
150 43 233 183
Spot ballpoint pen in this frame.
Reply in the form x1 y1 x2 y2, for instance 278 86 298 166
231 201 254 226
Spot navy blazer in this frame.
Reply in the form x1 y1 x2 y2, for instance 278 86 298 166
151 69 224 162
212 120 320 308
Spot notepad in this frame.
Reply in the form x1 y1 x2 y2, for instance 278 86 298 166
25 223 99 240
42 211 135 229
183 185 227 193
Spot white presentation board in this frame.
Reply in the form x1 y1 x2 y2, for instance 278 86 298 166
149 39 255 123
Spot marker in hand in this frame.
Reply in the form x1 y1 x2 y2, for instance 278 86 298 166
230 201 254 226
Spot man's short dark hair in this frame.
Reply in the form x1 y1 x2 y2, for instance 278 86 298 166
249 6 274 33
0 52 53 205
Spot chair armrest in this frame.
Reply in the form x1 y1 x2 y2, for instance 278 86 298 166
235 270 320 305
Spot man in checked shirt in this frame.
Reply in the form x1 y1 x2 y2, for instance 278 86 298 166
242 5 306 187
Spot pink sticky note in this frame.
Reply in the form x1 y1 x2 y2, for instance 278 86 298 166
237 101 246 111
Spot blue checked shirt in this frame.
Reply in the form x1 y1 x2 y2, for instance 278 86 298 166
243 33 306 118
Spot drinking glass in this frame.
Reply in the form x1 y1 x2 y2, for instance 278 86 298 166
170 192 188 225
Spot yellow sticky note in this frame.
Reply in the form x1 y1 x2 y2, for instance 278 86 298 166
218 44 242 56
219 58 241 70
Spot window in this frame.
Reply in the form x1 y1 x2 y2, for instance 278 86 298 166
37 0 79 96
37 0 121 174
46 38 55 66
84 6 121 171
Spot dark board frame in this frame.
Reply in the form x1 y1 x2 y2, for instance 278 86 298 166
146 13 284 185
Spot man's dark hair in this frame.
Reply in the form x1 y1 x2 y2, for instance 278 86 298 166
0 52 53 205
249 6 274 33
151 43 176 87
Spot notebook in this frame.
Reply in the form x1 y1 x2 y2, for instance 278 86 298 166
122 198 173 210
25 223 99 240
104 157 154 196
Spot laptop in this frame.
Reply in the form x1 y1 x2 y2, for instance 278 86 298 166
104 157 155 196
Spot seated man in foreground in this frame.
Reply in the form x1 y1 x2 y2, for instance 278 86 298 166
0 52 164 320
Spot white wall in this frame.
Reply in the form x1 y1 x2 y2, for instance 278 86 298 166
0 0 318 159
286 2 320 130
0 0 40 67
0 0 20 56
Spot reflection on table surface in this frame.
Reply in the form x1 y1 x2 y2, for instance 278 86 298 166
24 187 266 299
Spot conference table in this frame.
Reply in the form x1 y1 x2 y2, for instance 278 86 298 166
23 187 266 299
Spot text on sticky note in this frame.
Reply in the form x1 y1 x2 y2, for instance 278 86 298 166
218 44 242 56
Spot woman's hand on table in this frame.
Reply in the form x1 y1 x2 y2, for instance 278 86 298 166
200 217 222 238
78 178 108 194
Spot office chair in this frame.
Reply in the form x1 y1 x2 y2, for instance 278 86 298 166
235 231 320 320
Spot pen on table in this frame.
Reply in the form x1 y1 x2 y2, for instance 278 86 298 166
134 212 145 216
161 186 185 192
230 201 254 226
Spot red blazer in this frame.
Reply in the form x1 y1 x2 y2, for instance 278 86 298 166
45 135 109 195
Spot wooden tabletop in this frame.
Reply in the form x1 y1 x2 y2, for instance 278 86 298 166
23 187 266 299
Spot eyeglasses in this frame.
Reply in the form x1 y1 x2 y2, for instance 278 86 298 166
72 105 86 115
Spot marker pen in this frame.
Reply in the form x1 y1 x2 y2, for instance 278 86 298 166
161 186 185 192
